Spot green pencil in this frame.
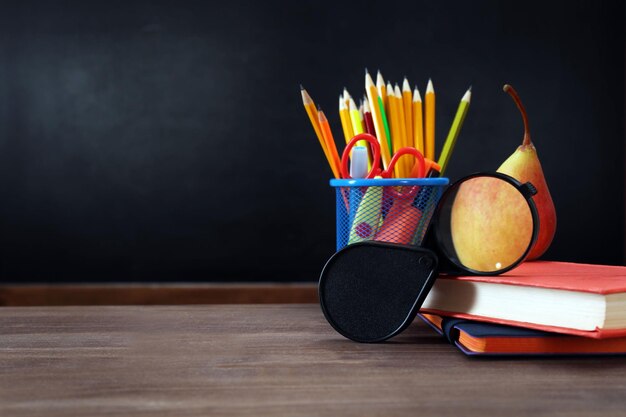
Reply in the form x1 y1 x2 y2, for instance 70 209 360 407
438 87 472 174
377 96 392 154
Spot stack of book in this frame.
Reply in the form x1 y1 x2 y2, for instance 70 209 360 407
419 261 626 356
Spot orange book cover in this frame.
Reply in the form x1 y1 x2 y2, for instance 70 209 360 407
419 313 626 356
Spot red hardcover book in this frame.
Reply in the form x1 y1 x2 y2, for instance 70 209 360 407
420 261 626 338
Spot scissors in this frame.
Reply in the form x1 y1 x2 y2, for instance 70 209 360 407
341 133 425 180
341 133 426 199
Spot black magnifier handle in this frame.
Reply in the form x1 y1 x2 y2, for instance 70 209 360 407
319 241 439 343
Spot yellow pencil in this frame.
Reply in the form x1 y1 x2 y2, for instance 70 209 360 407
394 84 408 147
343 87 352 111
339 94 354 144
386 82 397 151
301 86 335 176
349 97 364 135
358 99 365 122
386 82 402 177
425 79 436 160
365 69 391 168
402 78 413 152
412 86 424 154
349 97 372 169
394 84 409 176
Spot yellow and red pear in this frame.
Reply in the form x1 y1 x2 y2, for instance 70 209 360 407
496 84 556 260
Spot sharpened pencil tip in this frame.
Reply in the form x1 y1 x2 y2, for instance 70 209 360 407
300 84 304 90
365 68 369 74
462 88 472 102
426 79 434 93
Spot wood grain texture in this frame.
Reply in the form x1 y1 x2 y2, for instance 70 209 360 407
1 304 626 417
0 284 318 306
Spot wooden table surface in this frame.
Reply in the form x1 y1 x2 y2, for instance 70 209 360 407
1 304 626 417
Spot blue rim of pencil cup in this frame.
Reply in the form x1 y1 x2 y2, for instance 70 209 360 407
330 178 449 187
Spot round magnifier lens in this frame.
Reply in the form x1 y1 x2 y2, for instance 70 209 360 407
434 173 538 274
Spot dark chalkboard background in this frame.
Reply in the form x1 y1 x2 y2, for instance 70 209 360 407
0 0 623 282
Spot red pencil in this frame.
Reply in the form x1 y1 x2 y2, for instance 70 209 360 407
363 97 378 166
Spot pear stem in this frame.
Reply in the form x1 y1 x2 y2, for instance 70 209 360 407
503 84 532 146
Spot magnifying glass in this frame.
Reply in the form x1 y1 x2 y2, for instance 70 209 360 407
429 171 539 275
318 171 540 342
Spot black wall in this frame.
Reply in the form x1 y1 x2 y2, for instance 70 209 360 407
0 0 623 282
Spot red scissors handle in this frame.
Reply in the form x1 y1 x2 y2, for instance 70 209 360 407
340 133 426 184
340 133 381 179
382 147 426 199
383 147 426 179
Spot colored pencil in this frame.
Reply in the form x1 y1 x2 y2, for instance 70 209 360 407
378 94 392 158
349 97 373 168
343 87 352 110
363 97 376 137
365 70 391 168
402 78 413 153
362 97 378 167
377 73 392 154
349 98 365 159
438 87 471 175
339 94 354 144
394 84 409 176
358 99 364 121
386 83 400 177
376 71 387 111
386 82 399 153
412 86 424 154
318 108 342 179
425 79 435 160
301 86 336 176
349 97 364 135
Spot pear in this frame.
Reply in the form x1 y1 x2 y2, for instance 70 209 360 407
496 84 556 260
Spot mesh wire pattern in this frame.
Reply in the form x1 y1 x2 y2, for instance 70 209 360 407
332 179 447 251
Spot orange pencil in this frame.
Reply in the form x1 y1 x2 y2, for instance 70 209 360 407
318 109 342 179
